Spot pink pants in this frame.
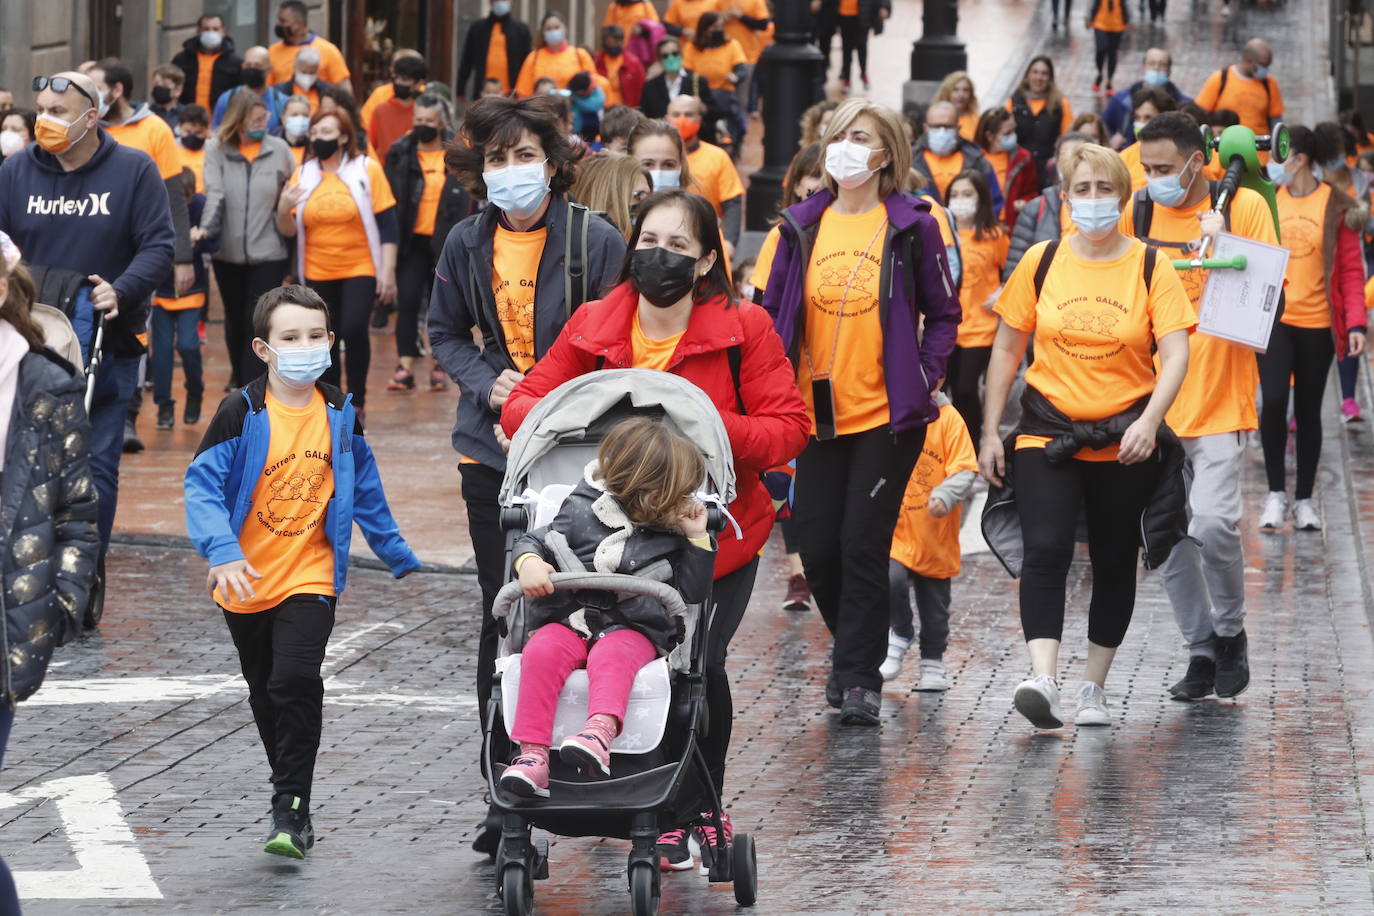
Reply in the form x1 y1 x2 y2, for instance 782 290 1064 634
510 624 656 747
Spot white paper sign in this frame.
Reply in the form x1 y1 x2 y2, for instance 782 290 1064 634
1196 230 1290 352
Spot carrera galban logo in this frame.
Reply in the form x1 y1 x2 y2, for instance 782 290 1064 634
26 193 112 216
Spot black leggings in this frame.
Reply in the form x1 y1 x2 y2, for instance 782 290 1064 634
1094 29 1123 83
212 258 290 387
944 345 991 450
395 237 434 360
1013 448 1159 648
1257 322 1336 500
309 276 375 409
459 462 506 719
837 16 868 81
701 558 759 796
1051 0 1073 18
794 424 925 692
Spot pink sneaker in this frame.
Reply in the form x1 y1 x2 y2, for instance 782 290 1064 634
1342 397 1363 423
558 717 615 778
500 749 550 798
694 810 734 875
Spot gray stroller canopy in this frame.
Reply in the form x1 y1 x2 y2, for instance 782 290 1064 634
500 369 737 507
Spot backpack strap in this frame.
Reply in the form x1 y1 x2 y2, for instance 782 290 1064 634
1217 66 1228 100
1132 188 1153 239
726 344 746 415
564 201 590 318
1142 244 1158 294
1032 239 1060 299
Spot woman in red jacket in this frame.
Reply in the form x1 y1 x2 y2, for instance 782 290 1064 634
502 188 809 873
975 107 1038 226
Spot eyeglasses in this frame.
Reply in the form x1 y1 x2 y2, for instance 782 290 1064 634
32 76 98 110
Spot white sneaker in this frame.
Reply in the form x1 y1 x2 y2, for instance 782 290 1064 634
879 630 913 681
1074 682 1112 727
1293 499 1322 531
1012 675 1064 729
1259 491 1287 530
915 659 950 692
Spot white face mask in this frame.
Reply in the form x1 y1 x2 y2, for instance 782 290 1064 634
0 130 23 157
948 198 978 223
825 139 884 190
295 72 317 90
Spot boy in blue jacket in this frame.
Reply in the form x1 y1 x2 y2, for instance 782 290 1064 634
183 284 420 859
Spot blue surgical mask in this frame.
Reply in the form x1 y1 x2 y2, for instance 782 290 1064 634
649 168 680 190
1143 68 1169 87
1266 160 1291 186
97 91 111 119
1253 65 1270 80
485 158 551 218
492 0 511 14
544 28 566 46
1324 157 1347 174
267 343 331 389
997 132 1018 152
1069 197 1121 236
1146 161 1195 208
926 126 959 157
285 114 310 138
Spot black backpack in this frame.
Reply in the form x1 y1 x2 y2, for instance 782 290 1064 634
1032 238 1158 299
1130 181 1230 251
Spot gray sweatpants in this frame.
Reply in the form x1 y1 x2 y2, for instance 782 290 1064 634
888 560 952 660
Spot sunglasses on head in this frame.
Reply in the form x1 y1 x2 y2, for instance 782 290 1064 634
32 76 99 110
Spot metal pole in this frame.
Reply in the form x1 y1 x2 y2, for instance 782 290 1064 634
901 0 967 114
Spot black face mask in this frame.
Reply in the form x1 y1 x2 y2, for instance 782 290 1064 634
241 67 267 89
604 43 623 57
311 137 340 160
151 85 174 106
274 24 290 40
413 124 439 143
393 82 413 100
631 246 701 308
180 134 206 151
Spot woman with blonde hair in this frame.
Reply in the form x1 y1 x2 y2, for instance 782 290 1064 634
571 153 653 239
754 98 962 725
934 71 979 140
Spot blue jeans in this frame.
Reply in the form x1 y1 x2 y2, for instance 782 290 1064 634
150 306 204 407
88 354 141 549
0 706 18 916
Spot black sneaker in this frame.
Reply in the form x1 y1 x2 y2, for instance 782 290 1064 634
183 395 202 425
370 305 392 330
826 672 842 709
263 796 314 859
839 687 881 725
656 827 694 872
1169 656 1216 701
1214 630 1250 698
470 805 501 857
156 403 174 430
123 419 144 453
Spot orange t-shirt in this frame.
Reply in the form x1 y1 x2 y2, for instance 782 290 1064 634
176 144 205 193
956 227 1009 348
153 291 206 312
722 0 771 61
957 111 979 142
1277 183 1332 330
240 141 262 163
413 147 447 237
493 224 547 371
665 0 721 33
686 141 744 217
1005 96 1075 137
1122 187 1276 436
1090 0 1126 32
605 0 661 37
799 205 890 436
106 115 181 180
368 97 415 161
514 45 597 97
1119 143 1148 192
631 311 686 371
996 239 1196 460
751 225 780 291
890 402 979 579
923 149 965 203
839 0 860 15
195 52 219 111
292 157 397 281
487 23 510 92
218 389 336 613
1194 66 1284 138
984 149 1010 195
682 40 747 91
269 35 351 85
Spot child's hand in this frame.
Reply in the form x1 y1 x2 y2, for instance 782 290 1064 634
928 496 950 518
678 500 709 539
208 560 262 603
518 557 556 597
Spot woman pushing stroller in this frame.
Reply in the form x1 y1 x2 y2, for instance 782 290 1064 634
501 417 717 798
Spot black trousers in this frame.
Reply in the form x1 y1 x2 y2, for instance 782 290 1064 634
222 594 336 807
395 236 434 360
944 345 991 450
1013 448 1158 648
888 561 952 659
460 462 507 719
309 276 375 409
1257 322 1336 500
212 258 289 387
701 558 758 796
1051 0 1073 18
1094 29 1123 83
794 424 925 692
837 16 869 81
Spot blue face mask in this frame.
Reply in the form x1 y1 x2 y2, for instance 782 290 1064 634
1324 157 1347 174
1069 197 1121 236
491 0 511 14
1143 68 1169 87
544 28 566 45
1266 160 1291 186
1146 160 1196 208
997 132 1018 152
649 168 680 189
267 343 331 388
485 158 551 218
926 126 959 157
1253 65 1270 80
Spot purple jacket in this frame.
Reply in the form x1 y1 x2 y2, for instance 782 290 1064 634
761 189 962 430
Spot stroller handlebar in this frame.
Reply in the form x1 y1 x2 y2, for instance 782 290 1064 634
491 572 691 622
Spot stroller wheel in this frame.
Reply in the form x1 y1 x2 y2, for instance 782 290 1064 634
500 863 533 916
628 861 660 916
82 551 106 630
732 833 758 907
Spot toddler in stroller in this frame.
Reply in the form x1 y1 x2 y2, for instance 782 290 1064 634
501 417 716 798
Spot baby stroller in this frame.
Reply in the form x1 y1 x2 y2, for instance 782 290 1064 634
484 370 759 916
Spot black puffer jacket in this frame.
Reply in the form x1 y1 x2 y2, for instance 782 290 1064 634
981 386 1189 577
514 466 715 654
2 349 100 705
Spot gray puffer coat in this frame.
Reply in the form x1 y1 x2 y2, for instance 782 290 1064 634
2 350 99 705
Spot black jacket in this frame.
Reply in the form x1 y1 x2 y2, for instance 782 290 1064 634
1003 184 1063 281
640 69 710 120
981 386 1190 578
384 129 465 250
171 35 243 107
1 349 100 705
815 0 892 32
457 14 533 98
514 472 715 654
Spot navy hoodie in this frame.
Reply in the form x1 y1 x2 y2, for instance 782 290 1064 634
0 129 175 357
